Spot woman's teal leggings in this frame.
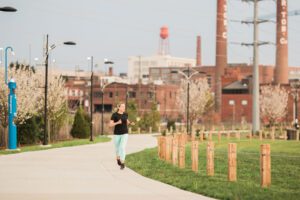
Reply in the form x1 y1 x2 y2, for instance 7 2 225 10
113 134 128 162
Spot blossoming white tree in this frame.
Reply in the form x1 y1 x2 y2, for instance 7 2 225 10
177 78 214 130
38 74 68 141
260 84 288 126
0 62 68 146
0 65 41 147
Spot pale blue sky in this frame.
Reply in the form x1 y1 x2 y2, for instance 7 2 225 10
1 0 300 74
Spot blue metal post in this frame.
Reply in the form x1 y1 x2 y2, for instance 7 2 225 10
5 46 13 85
8 79 17 150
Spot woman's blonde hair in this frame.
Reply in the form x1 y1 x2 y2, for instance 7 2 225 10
113 102 125 113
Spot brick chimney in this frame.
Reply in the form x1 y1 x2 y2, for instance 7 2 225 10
274 0 288 84
196 35 202 66
108 67 113 76
215 0 228 113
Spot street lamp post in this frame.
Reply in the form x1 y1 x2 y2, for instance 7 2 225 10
171 64 206 135
100 80 114 135
4 47 17 150
43 34 76 146
229 100 235 129
100 60 114 135
88 56 94 141
291 79 300 129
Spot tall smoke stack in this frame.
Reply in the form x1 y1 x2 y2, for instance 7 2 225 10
215 0 228 114
196 35 202 66
275 0 288 84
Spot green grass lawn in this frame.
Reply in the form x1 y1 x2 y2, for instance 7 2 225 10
126 137 300 200
0 135 111 155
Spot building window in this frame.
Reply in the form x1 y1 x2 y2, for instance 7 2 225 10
241 100 248 105
128 91 136 98
169 91 172 98
229 100 235 105
94 92 102 98
116 91 119 97
148 92 154 99
109 92 113 98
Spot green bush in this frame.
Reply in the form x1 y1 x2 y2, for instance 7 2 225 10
18 116 43 145
71 107 90 139
167 119 176 132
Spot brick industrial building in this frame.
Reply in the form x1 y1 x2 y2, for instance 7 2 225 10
63 0 299 127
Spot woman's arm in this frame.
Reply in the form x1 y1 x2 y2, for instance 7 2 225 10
127 119 135 126
109 119 122 127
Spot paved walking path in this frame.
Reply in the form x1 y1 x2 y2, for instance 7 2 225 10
0 134 213 200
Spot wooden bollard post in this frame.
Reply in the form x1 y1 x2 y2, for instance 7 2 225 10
179 135 186 169
206 142 214 176
149 126 152 134
228 143 237 181
129 127 132 134
260 144 271 188
259 130 263 141
200 132 204 142
160 136 166 160
172 136 179 165
227 131 230 140
157 136 162 158
158 126 161 134
271 127 275 141
209 131 212 141
138 127 141 134
249 131 252 141
218 131 221 143
191 140 199 173
236 132 240 140
165 136 172 163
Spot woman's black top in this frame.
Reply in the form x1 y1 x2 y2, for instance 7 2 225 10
110 112 128 135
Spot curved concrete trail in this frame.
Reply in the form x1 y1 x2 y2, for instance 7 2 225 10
0 134 213 200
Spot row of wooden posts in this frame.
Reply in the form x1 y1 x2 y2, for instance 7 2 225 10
157 134 271 188
130 125 300 141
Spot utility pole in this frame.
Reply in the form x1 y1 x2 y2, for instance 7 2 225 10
252 0 260 135
239 0 271 134
90 56 94 141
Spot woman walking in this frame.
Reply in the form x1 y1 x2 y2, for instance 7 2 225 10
109 103 134 170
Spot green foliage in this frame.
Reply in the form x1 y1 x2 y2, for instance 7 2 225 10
139 102 161 132
167 119 176 132
126 100 138 131
49 102 70 141
71 107 90 139
17 115 43 145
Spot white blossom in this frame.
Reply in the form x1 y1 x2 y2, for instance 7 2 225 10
260 84 288 125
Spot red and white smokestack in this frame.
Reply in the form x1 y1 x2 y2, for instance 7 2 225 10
216 0 227 76
108 67 113 76
196 35 202 66
275 0 288 84
215 0 228 113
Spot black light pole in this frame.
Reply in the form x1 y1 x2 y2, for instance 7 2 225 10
295 94 298 128
125 85 128 112
101 84 104 135
43 35 49 146
101 60 114 135
43 35 76 146
291 79 300 129
90 56 94 141
187 66 190 135
171 66 206 135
